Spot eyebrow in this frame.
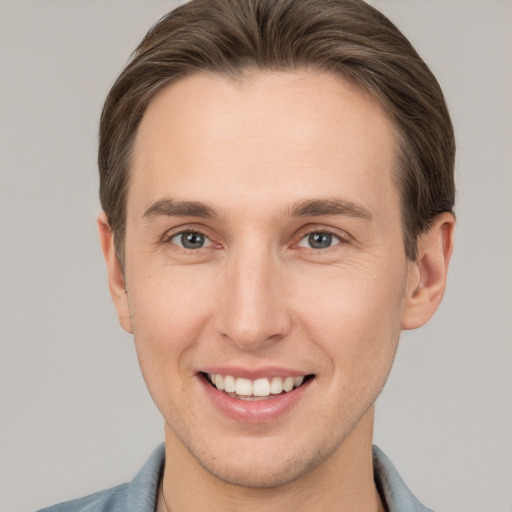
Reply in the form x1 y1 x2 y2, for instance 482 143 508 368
141 197 372 222
142 198 217 220
289 198 372 220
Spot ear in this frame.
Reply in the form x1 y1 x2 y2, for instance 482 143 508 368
97 212 133 334
401 212 455 330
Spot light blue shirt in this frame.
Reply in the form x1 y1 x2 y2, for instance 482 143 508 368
36 444 435 512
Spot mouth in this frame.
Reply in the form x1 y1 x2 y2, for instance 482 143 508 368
201 372 314 401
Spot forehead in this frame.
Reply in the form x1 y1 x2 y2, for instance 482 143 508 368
129 70 400 224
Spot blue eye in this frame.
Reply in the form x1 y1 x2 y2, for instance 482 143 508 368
170 231 210 249
299 231 341 249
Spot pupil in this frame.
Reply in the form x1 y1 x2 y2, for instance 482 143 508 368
182 232 204 249
309 232 332 249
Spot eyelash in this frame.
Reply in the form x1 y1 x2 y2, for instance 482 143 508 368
296 229 348 250
164 229 213 250
163 226 349 252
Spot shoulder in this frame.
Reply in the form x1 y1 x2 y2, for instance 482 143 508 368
36 484 129 512
35 444 165 512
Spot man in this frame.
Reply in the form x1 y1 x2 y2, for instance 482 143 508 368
38 0 455 510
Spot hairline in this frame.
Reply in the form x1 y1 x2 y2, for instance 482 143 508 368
112 66 419 268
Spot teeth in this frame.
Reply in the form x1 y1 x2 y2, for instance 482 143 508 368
253 378 270 397
207 373 307 398
224 375 236 393
235 378 252 396
283 376 294 392
270 376 283 394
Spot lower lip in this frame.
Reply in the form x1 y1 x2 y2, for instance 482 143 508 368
200 375 312 423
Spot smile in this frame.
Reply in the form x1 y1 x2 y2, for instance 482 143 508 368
206 373 308 401
199 370 314 422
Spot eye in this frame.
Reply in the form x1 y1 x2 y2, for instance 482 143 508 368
298 231 342 249
169 231 211 249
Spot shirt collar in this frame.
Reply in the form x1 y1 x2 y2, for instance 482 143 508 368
129 443 434 512
373 445 435 512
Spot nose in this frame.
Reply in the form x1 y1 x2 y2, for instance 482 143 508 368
215 246 293 350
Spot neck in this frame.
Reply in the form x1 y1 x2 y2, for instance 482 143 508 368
161 407 384 512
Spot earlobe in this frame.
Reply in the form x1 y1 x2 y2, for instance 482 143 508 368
97 212 133 334
401 212 455 330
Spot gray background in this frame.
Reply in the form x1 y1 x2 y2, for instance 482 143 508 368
1 1 511 511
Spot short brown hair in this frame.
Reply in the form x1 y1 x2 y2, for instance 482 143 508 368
99 0 455 264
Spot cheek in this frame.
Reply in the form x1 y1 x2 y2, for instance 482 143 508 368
294 263 405 368
130 264 213 329
125 270 218 427
126 267 216 379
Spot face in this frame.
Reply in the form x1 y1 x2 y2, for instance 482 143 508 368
113 70 418 487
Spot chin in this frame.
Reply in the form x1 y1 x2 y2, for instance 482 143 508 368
198 449 327 489
181 426 348 490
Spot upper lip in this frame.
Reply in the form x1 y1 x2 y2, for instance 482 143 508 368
199 366 312 380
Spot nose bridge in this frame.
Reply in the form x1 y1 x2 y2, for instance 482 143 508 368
217 240 291 349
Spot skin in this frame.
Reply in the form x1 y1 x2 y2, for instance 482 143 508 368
99 70 454 512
